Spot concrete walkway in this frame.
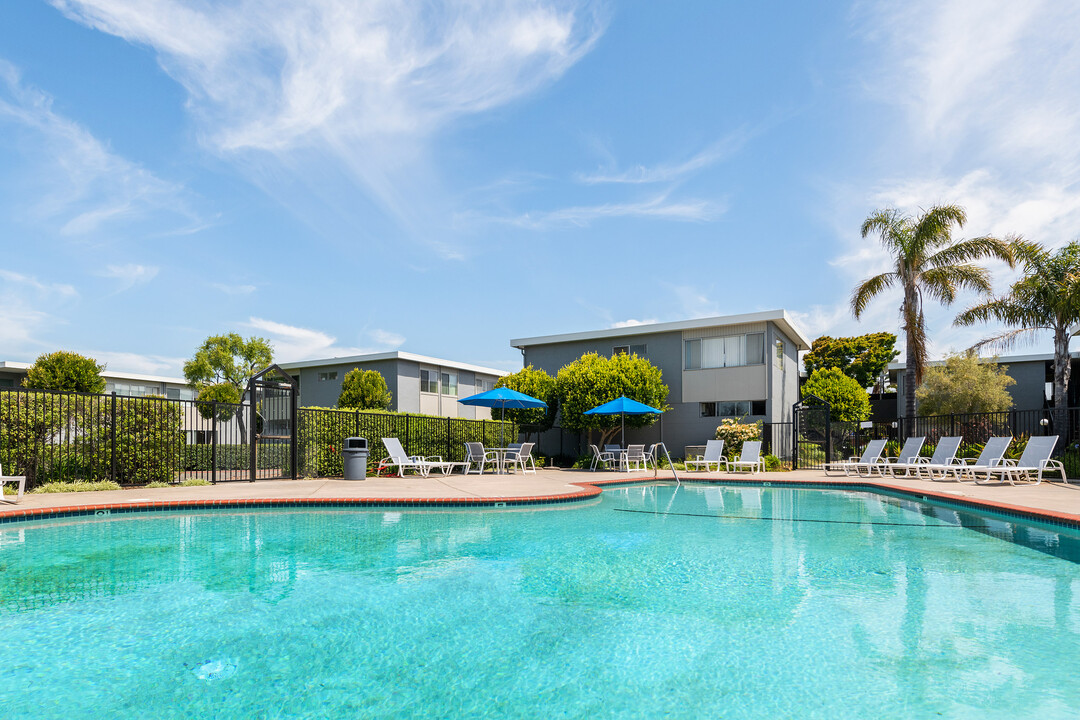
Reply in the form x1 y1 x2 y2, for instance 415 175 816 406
2 468 1079 526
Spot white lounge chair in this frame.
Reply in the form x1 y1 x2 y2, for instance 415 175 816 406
464 442 500 475
686 440 725 472
0 464 26 504
724 440 765 474
950 437 1012 483
505 442 537 474
876 437 926 477
823 439 888 477
901 436 963 479
589 444 616 471
376 438 437 477
967 435 1067 486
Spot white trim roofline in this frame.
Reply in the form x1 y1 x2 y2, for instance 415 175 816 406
0 361 188 385
277 351 509 377
510 310 812 350
888 350 1080 371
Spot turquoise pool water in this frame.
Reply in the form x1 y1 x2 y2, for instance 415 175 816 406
1 484 1079 719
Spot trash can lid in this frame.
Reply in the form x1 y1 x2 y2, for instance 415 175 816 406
345 437 367 449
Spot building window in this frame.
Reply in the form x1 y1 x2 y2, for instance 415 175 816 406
684 334 765 370
701 400 766 418
166 387 195 401
317 371 338 382
441 372 458 396
107 382 160 397
775 339 785 363
613 344 647 357
420 368 439 394
480 378 497 392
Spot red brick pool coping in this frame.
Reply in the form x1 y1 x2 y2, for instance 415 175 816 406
1 473 1078 531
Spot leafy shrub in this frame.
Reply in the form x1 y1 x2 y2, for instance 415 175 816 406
180 478 212 487
31 480 122 493
763 454 789 471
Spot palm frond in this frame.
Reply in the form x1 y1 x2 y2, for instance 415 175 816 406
968 327 1044 354
954 297 1044 328
850 272 897 318
921 264 993 304
912 204 966 251
926 236 1017 269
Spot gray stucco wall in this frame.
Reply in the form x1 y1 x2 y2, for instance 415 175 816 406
292 358 401 409
522 323 792 457
895 358 1048 416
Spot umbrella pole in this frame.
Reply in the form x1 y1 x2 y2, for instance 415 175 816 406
500 405 505 447
622 412 625 446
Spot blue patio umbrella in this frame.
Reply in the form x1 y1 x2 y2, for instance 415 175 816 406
459 387 547 447
583 396 663 446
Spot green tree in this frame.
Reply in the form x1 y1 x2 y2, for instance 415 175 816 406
802 367 871 423
852 204 1018 422
22 350 106 394
337 369 393 410
495 366 557 431
803 333 899 391
955 240 1080 436
914 352 1014 416
183 333 273 439
555 352 669 446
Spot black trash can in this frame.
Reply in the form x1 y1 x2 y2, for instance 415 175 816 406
342 437 368 480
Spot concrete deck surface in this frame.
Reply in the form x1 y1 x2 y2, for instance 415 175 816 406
2 468 1080 525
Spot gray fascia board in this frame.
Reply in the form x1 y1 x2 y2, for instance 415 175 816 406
277 351 509 377
511 310 812 351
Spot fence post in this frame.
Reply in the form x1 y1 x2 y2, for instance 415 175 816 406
405 413 410 450
447 415 452 459
211 403 218 485
355 409 360 438
110 392 117 483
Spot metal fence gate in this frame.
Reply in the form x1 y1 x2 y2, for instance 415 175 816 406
246 365 298 481
793 395 831 469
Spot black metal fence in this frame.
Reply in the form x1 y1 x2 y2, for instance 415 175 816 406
794 406 1080 470
0 387 514 487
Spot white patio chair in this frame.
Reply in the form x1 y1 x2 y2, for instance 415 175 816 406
968 435 1066 486
724 441 764 474
823 439 888 477
624 445 648 471
876 437 925 477
376 438 436 477
951 437 1012 484
505 442 537 474
685 440 725 472
464 442 500 475
0 464 26 504
589 444 616 471
903 436 963 480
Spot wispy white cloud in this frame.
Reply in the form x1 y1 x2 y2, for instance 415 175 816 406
99 263 159 293
88 350 186 377
576 128 754 185
490 194 725 230
246 316 389 362
50 0 605 258
0 269 79 355
0 60 199 238
610 318 659 329
211 282 257 296
369 329 405 348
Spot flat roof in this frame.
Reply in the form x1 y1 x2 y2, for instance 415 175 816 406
510 310 812 350
888 350 1078 371
0 361 188 385
277 351 509 377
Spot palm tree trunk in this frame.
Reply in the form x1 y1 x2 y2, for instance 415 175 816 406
1053 327 1071 443
903 285 919 430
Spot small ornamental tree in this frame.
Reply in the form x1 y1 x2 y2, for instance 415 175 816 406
556 352 669 446
803 333 899 391
495 366 557 431
802 367 871 423
338 369 393 410
915 352 1015 416
22 351 106 394
183 333 273 438
194 382 243 422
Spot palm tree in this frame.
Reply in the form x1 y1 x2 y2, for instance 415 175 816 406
851 205 1017 422
955 241 1080 436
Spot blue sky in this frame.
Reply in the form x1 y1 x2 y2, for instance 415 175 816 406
2 0 1080 377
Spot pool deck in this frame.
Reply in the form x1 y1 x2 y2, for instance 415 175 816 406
2 468 1080 528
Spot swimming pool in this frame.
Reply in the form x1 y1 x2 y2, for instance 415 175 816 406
1 484 1078 718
